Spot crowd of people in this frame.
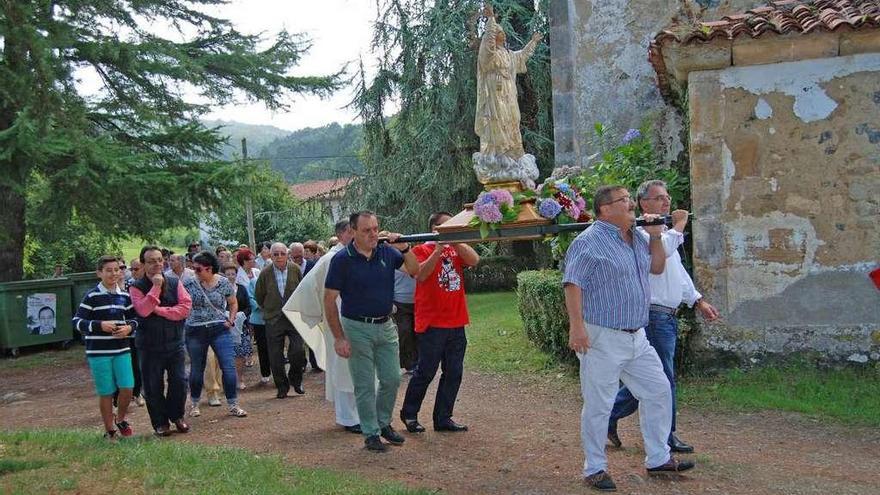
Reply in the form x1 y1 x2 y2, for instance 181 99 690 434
72 178 719 489
72 215 477 449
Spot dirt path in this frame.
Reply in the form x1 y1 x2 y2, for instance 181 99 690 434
1 359 878 494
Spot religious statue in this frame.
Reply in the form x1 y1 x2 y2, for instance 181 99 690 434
473 3 542 188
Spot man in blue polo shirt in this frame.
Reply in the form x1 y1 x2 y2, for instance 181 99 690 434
564 185 695 491
324 210 419 452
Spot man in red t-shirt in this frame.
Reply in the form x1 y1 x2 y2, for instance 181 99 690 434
400 212 480 433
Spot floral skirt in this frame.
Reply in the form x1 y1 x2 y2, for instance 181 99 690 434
234 324 254 358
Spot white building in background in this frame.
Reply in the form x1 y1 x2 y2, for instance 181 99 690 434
288 177 352 224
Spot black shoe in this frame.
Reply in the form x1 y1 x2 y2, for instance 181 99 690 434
399 410 426 433
276 390 288 399
434 419 468 432
584 470 617 492
364 435 388 452
344 424 362 434
668 434 694 453
292 381 305 395
647 457 695 475
380 425 405 445
607 421 622 448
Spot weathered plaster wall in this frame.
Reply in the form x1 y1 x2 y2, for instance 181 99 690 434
549 0 764 167
689 52 880 362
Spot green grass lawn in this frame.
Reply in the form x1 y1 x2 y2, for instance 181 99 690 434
118 239 187 264
466 291 880 427
466 292 565 376
0 430 429 495
0 346 82 372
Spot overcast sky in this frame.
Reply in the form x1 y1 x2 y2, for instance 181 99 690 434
203 0 378 131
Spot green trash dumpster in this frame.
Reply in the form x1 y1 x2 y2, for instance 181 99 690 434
0 278 74 357
68 271 100 345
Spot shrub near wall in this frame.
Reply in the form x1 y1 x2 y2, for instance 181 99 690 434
516 270 576 366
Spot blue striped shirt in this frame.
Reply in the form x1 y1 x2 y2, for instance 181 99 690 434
72 283 140 357
562 220 651 329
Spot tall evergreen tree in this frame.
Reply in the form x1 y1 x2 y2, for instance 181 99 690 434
0 0 341 281
348 0 553 233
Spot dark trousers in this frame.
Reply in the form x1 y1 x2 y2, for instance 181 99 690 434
113 342 142 405
252 324 271 379
392 302 417 370
401 327 467 424
307 348 321 371
610 310 679 440
139 347 187 430
266 316 305 394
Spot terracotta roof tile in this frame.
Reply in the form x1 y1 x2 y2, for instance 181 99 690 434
288 177 352 201
649 0 880 104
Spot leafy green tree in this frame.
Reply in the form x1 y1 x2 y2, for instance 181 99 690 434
203 165 331 245
348 0 553 233
0 1 341 281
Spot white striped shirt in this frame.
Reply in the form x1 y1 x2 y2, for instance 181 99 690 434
563 220 651 329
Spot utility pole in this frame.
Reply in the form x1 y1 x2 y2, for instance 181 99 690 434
242 138 256 251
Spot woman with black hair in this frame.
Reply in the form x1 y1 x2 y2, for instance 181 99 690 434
182 251 247 418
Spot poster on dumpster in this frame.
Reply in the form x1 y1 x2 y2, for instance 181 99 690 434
27 293 57 335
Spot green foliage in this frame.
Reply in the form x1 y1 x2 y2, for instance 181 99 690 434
680 362 880 427
466 291 560 375
0 429 429 494
204 165 331 245
0 1 343 281
263 123 364 183
515 270 576 366
349 0 554 233
570 123 690 213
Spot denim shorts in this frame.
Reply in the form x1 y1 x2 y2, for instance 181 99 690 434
87 353 134 396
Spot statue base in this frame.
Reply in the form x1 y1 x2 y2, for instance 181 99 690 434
435 181 551 243
472 152 539 189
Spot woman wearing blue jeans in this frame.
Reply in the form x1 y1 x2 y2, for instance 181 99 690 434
183 251 248 418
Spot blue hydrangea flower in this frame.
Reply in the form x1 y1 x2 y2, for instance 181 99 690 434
538 198 562 219
622 128 641 144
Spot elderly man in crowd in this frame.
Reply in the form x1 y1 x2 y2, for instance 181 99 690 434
254 242 305 398
324 211 419 452
564 185 695 491
607 180 720 455
165 254 194 282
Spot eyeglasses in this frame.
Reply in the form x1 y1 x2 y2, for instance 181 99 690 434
643 194 671 202
271 252 287 257
601 195 632 206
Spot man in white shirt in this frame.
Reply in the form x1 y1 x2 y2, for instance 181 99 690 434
164 254 195 282
607 179 720 454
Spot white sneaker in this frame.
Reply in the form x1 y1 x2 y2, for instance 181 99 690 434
208 397 222 407
136 396 145 407
260 376 271 384
189 403 201 417
229 405 248 417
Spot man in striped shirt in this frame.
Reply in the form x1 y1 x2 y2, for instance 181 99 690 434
73 255 140 440
563 185 695 491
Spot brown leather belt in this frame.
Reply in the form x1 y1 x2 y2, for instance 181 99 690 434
649 304 678 316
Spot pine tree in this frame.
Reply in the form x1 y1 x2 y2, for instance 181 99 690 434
0 1 341 281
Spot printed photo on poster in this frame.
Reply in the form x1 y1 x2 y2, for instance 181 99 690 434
27 293 57 336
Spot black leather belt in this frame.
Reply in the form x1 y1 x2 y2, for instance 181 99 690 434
348 315 390 324
650 304 678 316
615 328 640 334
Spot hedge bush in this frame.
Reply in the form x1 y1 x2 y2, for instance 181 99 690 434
464 255 536 293
516 270 577 366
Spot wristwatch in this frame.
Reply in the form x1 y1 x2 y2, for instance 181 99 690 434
400 244 411 255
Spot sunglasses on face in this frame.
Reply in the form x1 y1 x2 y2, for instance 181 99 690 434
193 266 210 273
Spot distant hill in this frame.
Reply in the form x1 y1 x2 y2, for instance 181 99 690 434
202 119 292 160
202 120 364 184
261 122 364 184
